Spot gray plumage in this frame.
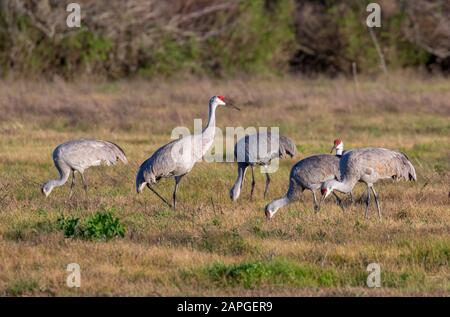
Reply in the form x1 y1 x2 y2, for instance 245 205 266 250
265 154 344 219
136 140 181 186
321 147 417 219
136 136 203 210
135 139 190 198
42 139 128 197
136 95 233 210
230 132 297 201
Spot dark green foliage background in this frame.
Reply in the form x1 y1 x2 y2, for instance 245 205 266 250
0 0 447 79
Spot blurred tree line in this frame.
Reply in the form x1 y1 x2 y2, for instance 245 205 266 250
0 0 449 79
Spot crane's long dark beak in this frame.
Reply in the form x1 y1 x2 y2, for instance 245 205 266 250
226 98 240 111
330 145 336 154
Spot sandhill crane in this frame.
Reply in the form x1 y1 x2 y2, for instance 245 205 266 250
230 132 296 201
136 96 239 210
42 139 128 197
320 147 417 219
265 153 345 219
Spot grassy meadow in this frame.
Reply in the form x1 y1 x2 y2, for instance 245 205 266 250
0 75 449 296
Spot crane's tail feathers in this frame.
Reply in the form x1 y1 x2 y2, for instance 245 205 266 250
279 136 297 159
408 161 417 182
401 152 417 182
106 141 128 164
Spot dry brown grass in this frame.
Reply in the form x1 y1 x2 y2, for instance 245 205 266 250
0 74 449 296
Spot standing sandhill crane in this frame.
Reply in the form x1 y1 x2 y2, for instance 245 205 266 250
264 153 345 219
42 139 128 197
320 148 417 219
230 132 296 201
136 96 239 210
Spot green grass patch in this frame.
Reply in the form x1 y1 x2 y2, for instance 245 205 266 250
401 240 450 270
199 259 342 288
383 271 426 289
199 227 252 256
6 278 39 296
4 209 56 241
251 225 292 240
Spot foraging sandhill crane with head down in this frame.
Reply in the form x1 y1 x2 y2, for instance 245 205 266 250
320 147 417 219
264 152 346 219
264 139 355 219
42 139 128 197
136 96 239 210
230 131 296 201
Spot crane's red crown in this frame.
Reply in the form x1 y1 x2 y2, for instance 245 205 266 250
218 95 225 101
321 187 327 195
333 139 342 146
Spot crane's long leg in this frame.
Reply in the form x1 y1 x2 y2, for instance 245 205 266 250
264 172 271 199
146 183 173 208
370 186 382 220
68 170 76 199
240 166 248 190
349 192 354 204
173 175 183 211
312 190 320 212
80 173 88 195
333 192 345 211
364 184 371 218
250 166 256 200
357 186 368 204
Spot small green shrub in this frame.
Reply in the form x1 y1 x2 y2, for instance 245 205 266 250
57 209 125 240
82 210 126 240
57 216 80 237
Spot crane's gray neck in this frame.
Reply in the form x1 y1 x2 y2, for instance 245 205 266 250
230 165 245 201
265 195 291 218
203 103 216 134
201 103 217 152
331 179 354 194
45 178 67 189
43 167 70 194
